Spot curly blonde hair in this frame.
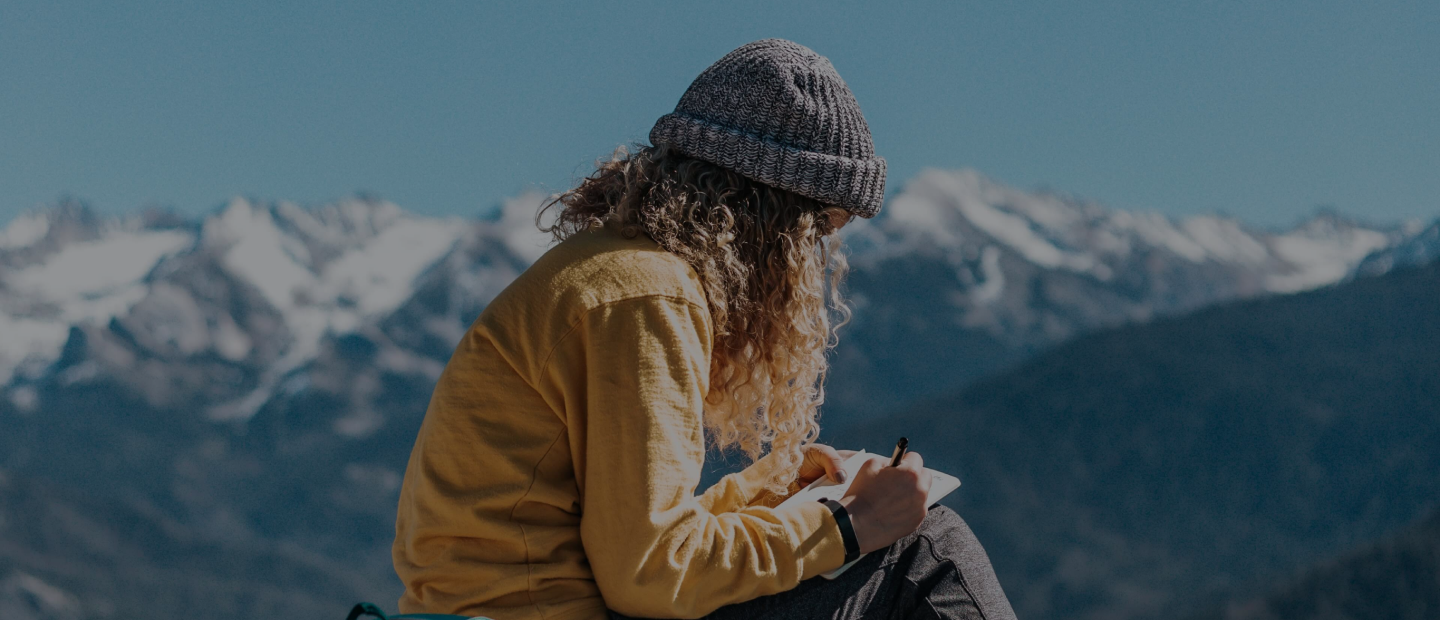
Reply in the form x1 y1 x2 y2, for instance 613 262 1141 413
542 144 851 494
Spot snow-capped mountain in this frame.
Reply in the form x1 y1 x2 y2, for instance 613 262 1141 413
1355 219 1440 277
0 169 1427 428
0 193 550 417
1 169 1434 620
822 169 1413 424
846 169 1398 341
0 202 195 395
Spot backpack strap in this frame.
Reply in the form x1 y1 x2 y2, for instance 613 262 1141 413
347 603 390 620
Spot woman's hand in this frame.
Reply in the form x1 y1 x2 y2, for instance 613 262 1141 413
796 444 856 486
839 451 932 553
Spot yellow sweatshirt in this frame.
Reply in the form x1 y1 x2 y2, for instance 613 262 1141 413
392 222 845 620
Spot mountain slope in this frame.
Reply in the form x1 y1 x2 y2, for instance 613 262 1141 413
0 172 1434 619
824 169 1408 425
837 261 1440 620
0 469 393 620
1356 219 1440 277
1192 507 1440 620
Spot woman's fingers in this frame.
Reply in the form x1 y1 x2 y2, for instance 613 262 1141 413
900 450 924 472
808 444 849 483
900 451 932 496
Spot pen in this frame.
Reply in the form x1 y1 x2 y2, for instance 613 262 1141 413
888 437 909 467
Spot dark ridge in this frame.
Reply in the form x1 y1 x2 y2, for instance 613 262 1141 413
839 261 1440 620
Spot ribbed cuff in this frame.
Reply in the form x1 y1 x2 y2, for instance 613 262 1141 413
650 112 887 218
781 498 849 579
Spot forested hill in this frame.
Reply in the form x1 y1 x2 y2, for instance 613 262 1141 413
1191 507 1440 620
0 469 386 620
835 261 1440 620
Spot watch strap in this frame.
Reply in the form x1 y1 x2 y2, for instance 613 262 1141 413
818 498 862 564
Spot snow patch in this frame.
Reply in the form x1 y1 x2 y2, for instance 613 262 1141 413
316 218 464 316
334 407 384 437
9 229 192 302
0 315 69 387
497 192 556 263
205 198 317 311
936 173 1101 275
0 212 50 249
7 385 38 413
202 199 468 421
213 313 253 361
0 572 84 620
972 246 1006 303
58 360 99 386
277 198 404 249
0 228 193 384
1267 227 1391 293
886 185 965 248
1117 211 1209 263
1181 216 1270 265
884 169 1108 278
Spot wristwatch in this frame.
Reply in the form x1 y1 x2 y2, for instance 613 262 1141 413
818 498 862 564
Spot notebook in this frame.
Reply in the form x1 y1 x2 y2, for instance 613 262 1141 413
778 450 961 579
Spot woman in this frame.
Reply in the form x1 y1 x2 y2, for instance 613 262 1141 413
393 39 1017 620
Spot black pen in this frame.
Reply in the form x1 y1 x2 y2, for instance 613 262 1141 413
888 437 909 467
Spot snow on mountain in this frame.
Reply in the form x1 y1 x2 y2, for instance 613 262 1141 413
194 197 476 420
883 169 1110 276
0 227 192 382
201 196 466 319
0 195 552 419
12 228 194 319
852 168 1400 299
212 192 552 425
0 174 1432 620
1355 219 1440 277
495 191 560 263
1265 214 1393 293
823 169 1422 425
0 172 1429 426
254 192 554 439
0 205 194 390
0 212 51 249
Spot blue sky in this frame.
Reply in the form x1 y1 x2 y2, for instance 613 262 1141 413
1 1 1436 227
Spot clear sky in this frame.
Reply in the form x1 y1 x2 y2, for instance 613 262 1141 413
2 0 1436 228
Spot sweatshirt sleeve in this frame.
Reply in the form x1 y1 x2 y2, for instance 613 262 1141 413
696 455 806 514
541 295 846 619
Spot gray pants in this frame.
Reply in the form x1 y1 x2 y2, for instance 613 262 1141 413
610 506 1018 620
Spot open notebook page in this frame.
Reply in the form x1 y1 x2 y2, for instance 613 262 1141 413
777 450 961 579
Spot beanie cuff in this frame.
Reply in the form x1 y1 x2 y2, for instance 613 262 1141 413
650 112 887 218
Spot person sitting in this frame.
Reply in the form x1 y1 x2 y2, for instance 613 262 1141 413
392 38 1017 620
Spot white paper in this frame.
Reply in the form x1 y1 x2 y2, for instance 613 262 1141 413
779 450 962 579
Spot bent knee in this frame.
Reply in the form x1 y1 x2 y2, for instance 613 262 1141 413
920 504 981 544
922 504 967 529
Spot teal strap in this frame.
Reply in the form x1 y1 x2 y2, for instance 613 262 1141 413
394 615 475 620
347 603 388 620
346 602 478 620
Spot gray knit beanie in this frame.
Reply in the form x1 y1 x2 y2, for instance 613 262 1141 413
649 39 887 218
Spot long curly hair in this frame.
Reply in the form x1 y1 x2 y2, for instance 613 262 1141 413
541 144 852 494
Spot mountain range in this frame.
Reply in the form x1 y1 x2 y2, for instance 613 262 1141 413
1 169 1436 619
837 259 1440 620
825 169 1416 427
2 169 1424 429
